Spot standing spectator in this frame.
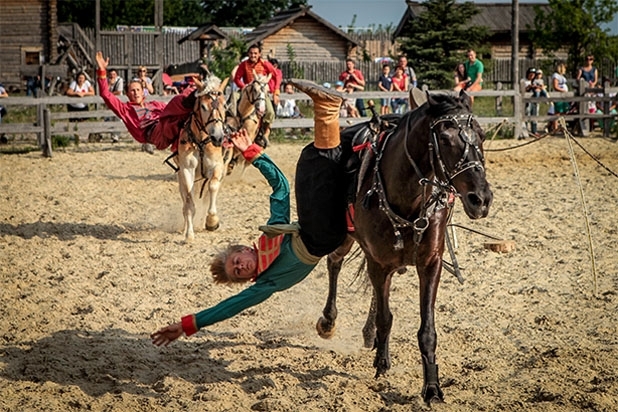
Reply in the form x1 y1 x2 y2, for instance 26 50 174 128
136 66 154 96
396 55 417 89
0 82 7 143
390 65 409 114
464 49 484 91
107 69 124 143
549 62 570 132
268 58 283 100
453 62 468 92
234 44 281 145
66 71 95 122
576 55 598 89
523 67 539 135
276 82 301 119
378 64 392 115
339 58 366 116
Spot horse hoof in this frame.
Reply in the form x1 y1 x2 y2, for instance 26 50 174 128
206 222 220 231
422 384 444 405
316 317 336 339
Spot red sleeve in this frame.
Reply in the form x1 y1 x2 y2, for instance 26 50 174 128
242 143 264 163
181 314 198 336
234 62 246 89
355 69 365 82
339 71 347 81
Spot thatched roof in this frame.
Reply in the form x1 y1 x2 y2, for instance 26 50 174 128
177 24 228 45
244 5 359 47
393 1 550 38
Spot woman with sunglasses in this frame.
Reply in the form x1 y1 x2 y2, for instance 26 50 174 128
95 51 200 153
576 55 598 89
136 66 154 96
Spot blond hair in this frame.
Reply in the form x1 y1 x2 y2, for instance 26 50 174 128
210 244 250 285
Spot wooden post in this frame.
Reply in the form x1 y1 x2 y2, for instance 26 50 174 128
94 0 101 97
154 0 164 94
43 108 52 157
603 80 611 137
577 78 590 137
495 82 503 115
516 79 526 139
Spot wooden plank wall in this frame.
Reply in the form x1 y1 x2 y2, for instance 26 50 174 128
0 0 50 87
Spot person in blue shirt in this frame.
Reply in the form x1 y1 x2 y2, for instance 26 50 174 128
151 80 349 346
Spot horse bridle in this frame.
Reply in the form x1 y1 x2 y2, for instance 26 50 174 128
365 112 485 251
427 113 486 183
184 90 225 146
239 79 268 126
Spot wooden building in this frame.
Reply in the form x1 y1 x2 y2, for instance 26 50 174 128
0 0 67 90
243 5 360 62
393 1 564 60
177 24 229 60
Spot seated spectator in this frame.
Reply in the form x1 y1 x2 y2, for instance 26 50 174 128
453 62 469 92
276 83 302 118
66 71 95 122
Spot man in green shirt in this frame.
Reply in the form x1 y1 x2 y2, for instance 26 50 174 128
464 49 484 92
151 80 349 346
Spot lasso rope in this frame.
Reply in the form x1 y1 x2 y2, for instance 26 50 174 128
559 117 598 296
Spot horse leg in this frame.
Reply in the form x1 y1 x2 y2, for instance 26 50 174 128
361 291 377 348
366 257 394 378
417 255 445 404
316 236 355 339
204 149 224 231
177 145 198 241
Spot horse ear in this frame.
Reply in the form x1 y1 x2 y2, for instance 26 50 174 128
193 77 203 91
459 90 473 111
219 76 229 92
426 91 438 107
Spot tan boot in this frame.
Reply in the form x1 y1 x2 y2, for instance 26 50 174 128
288 79 344 149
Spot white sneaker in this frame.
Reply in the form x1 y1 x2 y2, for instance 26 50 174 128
142 143 155 154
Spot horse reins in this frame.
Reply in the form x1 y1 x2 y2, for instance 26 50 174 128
239 79 268 126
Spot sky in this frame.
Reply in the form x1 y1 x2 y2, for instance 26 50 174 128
306 0 618 34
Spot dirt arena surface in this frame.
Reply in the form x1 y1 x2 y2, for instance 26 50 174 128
1 135 617 411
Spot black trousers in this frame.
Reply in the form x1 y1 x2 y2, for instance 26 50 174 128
295 143 349 257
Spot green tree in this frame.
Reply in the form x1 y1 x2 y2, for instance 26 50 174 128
206 36 247 80
58 0 307 29
531 0 618 74
397 0 489 89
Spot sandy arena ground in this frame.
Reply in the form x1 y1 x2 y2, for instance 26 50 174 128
1 134 617 411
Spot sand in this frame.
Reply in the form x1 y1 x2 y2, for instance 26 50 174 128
1 135 617 411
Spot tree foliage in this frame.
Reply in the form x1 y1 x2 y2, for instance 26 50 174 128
58 0 307 29
397 0 489 89
530 0 618 73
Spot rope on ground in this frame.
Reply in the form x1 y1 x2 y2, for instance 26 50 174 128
560 117 598 297
484 131 550 152
566 134 618 179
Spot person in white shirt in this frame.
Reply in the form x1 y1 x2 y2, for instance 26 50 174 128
276 83 301 118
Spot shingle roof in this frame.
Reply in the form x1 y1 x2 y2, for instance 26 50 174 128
177 24 228 45
394 1 550 38
244 5 359 47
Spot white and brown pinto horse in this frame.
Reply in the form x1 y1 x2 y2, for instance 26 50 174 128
176 75 230 241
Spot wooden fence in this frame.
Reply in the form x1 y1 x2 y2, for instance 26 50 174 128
1 82 616 157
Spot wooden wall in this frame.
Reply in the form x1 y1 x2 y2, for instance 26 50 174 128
260 16 352 61
0 0 56 88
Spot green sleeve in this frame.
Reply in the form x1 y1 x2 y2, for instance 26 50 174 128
252 154 290 225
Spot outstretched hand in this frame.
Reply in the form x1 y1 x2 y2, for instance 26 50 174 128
95 51 109 71
151 321 183 346
230 129 253 152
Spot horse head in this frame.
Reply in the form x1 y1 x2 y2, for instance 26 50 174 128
420 91 492 219
241 71 271 118
193 75 228 146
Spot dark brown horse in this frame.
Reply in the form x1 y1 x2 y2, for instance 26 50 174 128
317 92 493 404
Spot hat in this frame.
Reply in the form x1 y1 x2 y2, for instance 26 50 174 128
335 80 344 87
322 82 331 89
526 67 537 76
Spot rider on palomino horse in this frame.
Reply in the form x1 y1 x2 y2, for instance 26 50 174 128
95 51 207 153
151 80 351 346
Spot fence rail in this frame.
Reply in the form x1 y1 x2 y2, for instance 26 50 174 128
1 82 616 157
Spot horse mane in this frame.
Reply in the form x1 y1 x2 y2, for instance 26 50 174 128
393 93 470 134
196 75 222 95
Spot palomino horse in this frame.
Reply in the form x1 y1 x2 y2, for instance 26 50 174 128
317 92 493 404
176 75 229 241
225 72 271 173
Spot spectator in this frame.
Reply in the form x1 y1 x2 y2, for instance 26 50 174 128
234 44 281 144
576 55 598 89
453 62 468 92
0 82 8 143
136 66 154 96
549 62 571 132
390 66 409 114
339 58 366 116
396 55 417 89
464 49 484 106
523 67 539 135
377 64 392 115
276 82 301 119
66 71 95 122
95 51 199 155
268 58 283 100
106 69 124 143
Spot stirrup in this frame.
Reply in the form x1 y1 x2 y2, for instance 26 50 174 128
164 151 179 172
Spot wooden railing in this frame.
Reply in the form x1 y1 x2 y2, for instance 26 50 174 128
1 84 616 157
